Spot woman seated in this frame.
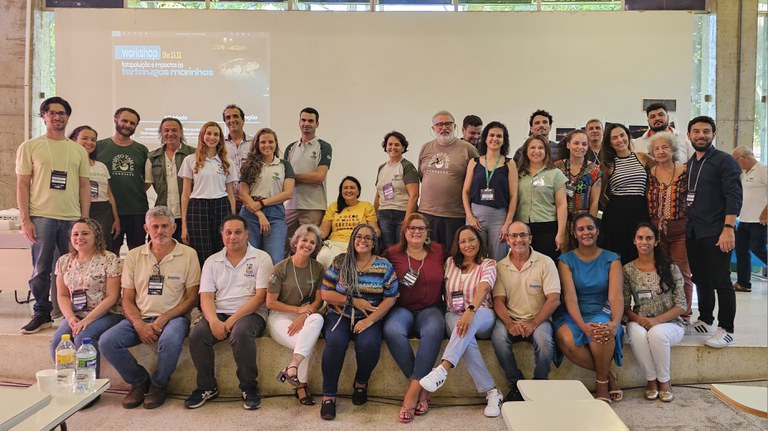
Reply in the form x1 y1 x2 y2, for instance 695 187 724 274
624 222 687 402
317 176 380 268
319 224 398 421
50 218 123 381
382 213 449 423
553 213 624 403
267 224 325 406
419 226 505 418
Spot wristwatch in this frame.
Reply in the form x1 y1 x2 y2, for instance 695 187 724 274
724 224 735 229
467 304 476 313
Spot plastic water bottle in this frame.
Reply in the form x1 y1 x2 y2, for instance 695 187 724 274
55 334 76 394
75 337 97 393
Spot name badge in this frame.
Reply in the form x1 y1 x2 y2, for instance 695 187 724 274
71 289 87 312
686 191 695 208
637 290 653 301
382 183 395 201
50 170 67 190
601 303 612 317
565 184 575 198
532 178 545 188
89 180 99 198
480 188 495 201
148 274 164 295
450 290 465 314
400 268 419 288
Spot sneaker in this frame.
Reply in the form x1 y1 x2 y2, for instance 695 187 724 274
242 390 262 410
419 365 448 392
143 384 167 409
705 328 735 348
484 388 504 417
685 320 715 335
184 387 219 409
733 282 752 292
320 399 336 420
351 384 368 406
505 383 524 402
20 315 52 334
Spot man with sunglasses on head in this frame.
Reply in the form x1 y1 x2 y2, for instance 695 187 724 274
491 221 560 402
418 110 479 247
16 96 91 334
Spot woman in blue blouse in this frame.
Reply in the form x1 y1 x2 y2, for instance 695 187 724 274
319 224 399 421
553 213 624 403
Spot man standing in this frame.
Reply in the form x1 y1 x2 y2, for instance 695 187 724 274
684 116 742 348
100 206 200 409
418 110 479 246
185 215 272 410
634 103 695 162
585 118 603 164
97 107 149 253
145 117 195 242
462 114 483 149
513 109 560 162
16 96 90 334
283 107 332 249
491 222 560 401
223 105 250 213
731 145 767 293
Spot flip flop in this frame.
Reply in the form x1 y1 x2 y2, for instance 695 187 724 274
398 405 415 423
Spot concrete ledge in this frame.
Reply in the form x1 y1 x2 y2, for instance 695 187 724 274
2 329 766 399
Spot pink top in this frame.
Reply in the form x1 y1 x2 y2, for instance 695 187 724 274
443 257 496 310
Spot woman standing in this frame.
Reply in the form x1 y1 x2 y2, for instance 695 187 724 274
317 176 380 268
382 213 448 423
179 121 237 266
50 218 123 379
462 121 518 260
599 123 654 264
647 132 692 321
624 222 686 402
374 131 419 250
319 224 398 421
419 226 505 418
69 126 120 251
267 225 325 406
239 128 296 264
555 130 601 219
553 214 623 404
515 135 568 261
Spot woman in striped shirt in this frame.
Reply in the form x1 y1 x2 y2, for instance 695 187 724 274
599 123 654 265
419 225 505 418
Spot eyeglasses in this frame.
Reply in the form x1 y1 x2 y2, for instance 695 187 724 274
432 121 455 129
46 110 68 118
458 237 478 245
354 234 375 243
506 233 531 240
406 226 427 233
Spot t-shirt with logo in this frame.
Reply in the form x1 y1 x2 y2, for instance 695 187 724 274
418 138 479 218
96 138 149 215
375 158 419 212
284 138 333 211
178 154 238 199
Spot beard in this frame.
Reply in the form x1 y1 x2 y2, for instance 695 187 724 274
650 122 669 133
691 139 713 153
116 125 135 138
436 133 455 145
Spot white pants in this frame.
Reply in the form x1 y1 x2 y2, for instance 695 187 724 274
316 240 347 269
627 321 684 383
267 311 324 382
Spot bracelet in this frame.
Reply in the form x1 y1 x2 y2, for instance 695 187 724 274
303 311 313 316
723 223 735 229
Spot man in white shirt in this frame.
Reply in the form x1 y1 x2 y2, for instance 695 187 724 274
731 145 767 293
223 105 250 213
185 214 272 411
634 103 695 163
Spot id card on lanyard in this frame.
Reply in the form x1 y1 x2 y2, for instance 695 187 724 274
481 156 503 201
687 155 709 209
72 289 87 312
148 263 164 295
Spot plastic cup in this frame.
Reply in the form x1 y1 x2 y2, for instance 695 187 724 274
36 369 58 393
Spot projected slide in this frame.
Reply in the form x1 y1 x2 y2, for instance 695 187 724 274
111 31 269 146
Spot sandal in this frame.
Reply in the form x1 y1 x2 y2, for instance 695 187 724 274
608 372 623 402
295 384 316 406
415 395 430 416
276 366 300 387
398 405 415 423
595 379 612 404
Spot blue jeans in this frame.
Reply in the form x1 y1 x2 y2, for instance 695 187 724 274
50 313 123 377
383 306 445 380
735 222 767 288
491 319 554 385
100 316 189 387
321 313 383 397
29 217 74 317
442 309 496 393
378 209 405 251
240 204 287 265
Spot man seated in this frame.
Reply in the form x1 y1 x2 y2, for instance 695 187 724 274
101 206 201 409
491 221 561 401
185 214 273 410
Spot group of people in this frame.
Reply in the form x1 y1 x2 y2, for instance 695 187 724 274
15 96 765 421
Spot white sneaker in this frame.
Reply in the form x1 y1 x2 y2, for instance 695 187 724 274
419 365 448 392
484 388 504 418
685 320 716 335
705 328 735 348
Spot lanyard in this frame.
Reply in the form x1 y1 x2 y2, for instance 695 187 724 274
484 155 503 188
687 155 709 192
45 137 71 172
292 260 315 303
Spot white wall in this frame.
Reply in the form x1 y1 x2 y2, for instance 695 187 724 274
56 9 695 203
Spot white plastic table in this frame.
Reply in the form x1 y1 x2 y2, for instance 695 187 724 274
516 379 593 401
0 388 51 431
11 379 110 431
502 399 629 431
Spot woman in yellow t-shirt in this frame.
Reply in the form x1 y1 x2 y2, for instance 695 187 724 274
317 176 380 268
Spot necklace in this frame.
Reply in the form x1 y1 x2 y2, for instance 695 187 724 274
292 259 314 303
